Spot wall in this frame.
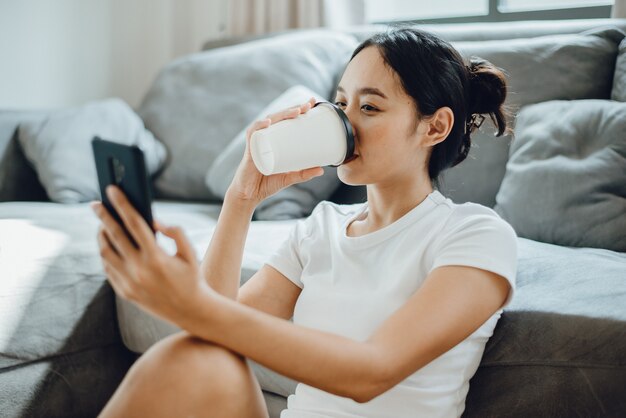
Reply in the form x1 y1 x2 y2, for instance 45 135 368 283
0 0 228 110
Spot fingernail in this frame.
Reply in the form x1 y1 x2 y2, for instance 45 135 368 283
106 185 115 200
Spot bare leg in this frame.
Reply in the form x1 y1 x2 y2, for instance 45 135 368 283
99 331 269 418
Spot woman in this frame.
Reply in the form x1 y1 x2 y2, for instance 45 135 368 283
93 28 517 418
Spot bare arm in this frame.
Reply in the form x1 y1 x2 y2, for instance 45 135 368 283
237 264 302 320
199 97 321 300
179 265 512 403
199 194 255 300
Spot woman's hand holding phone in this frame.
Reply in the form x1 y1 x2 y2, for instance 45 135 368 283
91 186 213 325
226 97 324 207
90 99 325 325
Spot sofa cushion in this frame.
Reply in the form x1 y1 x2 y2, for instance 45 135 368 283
437 28 624 207
613 38 626 101
139 30 357 201
0 200 222 372
454 28 623 108
0 203 129 370
463 237 626 417
206 85 342 220
17 98 167 203
0 199 140 417
494 100 626 252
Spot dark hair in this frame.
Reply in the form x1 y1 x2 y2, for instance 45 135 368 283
350 27 510 184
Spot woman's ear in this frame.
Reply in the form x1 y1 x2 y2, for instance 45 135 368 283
421 107 454 147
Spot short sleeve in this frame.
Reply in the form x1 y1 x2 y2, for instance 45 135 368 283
265 220 306 288
264 201 325 289
429 208 518 309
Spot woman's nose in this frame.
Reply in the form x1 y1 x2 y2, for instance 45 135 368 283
342 106 358 130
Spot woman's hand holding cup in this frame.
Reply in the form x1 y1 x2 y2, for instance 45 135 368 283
226 97 324 207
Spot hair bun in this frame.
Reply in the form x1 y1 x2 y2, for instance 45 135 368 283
466 58 508 136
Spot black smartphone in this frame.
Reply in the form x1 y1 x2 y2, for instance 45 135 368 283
92 137 155 246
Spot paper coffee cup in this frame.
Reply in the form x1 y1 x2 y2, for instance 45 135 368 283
250 102 355 175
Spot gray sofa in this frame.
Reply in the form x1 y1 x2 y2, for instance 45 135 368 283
1 18 625 418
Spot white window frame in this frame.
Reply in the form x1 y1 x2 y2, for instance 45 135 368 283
365 0 613 24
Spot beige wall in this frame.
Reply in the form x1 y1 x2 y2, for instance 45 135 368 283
0 0 228 110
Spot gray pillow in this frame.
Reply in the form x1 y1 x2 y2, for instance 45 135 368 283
18 98 167 203
206 85 341 220
438 28 624 208
139 29 358 201
612 38 626 102
494 100 626 252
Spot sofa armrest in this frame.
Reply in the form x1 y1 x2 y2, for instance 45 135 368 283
0 111 49 202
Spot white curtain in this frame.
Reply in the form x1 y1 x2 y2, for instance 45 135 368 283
613 0 626 18
227 0 366 37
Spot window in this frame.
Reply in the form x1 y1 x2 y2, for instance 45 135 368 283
364 0 489 22
500 0 612 12
364 0 613 23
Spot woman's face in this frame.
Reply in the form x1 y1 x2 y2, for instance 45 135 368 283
335 46 431 187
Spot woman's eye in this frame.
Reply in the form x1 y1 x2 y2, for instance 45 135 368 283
335 101 378 112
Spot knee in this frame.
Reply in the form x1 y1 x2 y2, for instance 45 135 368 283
128 331 255 395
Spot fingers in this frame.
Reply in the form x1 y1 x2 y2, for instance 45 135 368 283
266 106 300 125
246 97 318 142
97 228 135 299
155 222 196 263
97 227 130 274
245 118 272 142
104 259 137 301
105 186 157 252
295 97 317 114
302 96 317 113
91 201 138 259
265 97 317 125
296 99 312 113
284 166 325 185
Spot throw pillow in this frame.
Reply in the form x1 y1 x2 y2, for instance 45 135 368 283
206 85 341 220
612 38 626 102
139 29 357 201
18 98 167 203
494 99 626 252
438 28 624 207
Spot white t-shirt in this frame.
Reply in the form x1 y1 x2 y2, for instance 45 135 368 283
266 190 518 418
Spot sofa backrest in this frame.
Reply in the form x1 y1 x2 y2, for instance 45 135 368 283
202 19 626 49
3 19 626 206
328 20 626 207
200 18 626 207
344 18 626 42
